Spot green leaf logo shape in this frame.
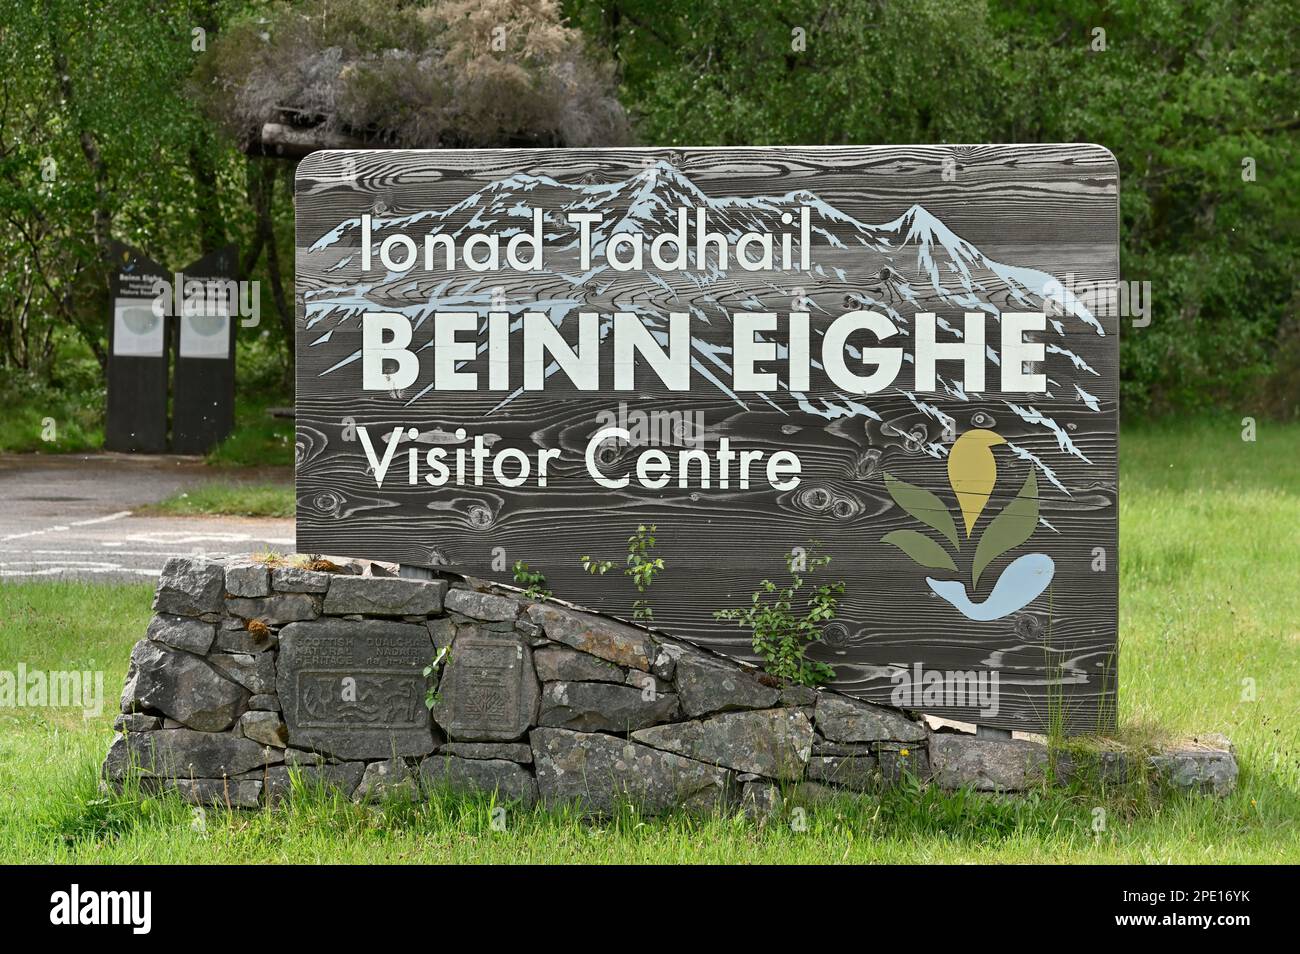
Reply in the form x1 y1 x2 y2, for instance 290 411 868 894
881 530 958 572
971 468 1040 589
883 474 960 550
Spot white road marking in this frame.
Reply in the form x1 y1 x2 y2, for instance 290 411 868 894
71 510 134 527
120 531 276 544
0 548 288 558
0 560 160 578
0 509 132 542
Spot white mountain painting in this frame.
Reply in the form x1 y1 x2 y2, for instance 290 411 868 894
303 160 1108 488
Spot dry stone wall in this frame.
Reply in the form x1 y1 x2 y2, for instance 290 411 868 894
102 557 1238 812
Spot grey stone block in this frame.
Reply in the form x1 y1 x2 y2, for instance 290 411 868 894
531 727 732 815
427 617 456 650
779 684 819 707
632 707 814 781
277 618 437 760
815 693 927 743
146 614 216 655
323 576 446 616
929 734 1051 791
258 762 367 803
537 680 681 733
534 646 624 684
812 735 876 757
649 641 681 680
807 753 881 792
624 669 671 694
209 651 276 694
272 566 332 594
740 780 783 823
436 742 533 763
153 557 226 617
225 593 321 624
165 777 263 809
212 627 278 654
432 629 538 742
526 603 656 671
877 742 930 784
444 588 522 622
673 653 780 718
419 754 538 807
120 640 248 731
353 758 421 803
1148 738 1237 796
239 710 289 748
105 728 280 782
224 561 270 598
113 712 162 732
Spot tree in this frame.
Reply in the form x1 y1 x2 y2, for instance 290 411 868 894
565 0 1299 415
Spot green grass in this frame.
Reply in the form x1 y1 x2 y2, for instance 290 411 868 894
204 394 295 468
0 382 294 466
0 418 1296 863
0 372 104 454
148 481 295 518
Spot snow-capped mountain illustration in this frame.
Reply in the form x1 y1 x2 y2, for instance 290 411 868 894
303 161 1109 486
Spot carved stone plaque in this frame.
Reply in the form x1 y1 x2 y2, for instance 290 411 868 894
433 631 539 742
277 618 436 759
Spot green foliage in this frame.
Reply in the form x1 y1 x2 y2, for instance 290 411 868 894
203 393 296 468
581 524 664 620
0 366 104 453
512 560 552 601
3 420 1300 862
715 546 843 687
149 482 294 518
423 645 451 710
565 0 1300 417
623 524 663 621
0 0 300 392
2 0 1297 437
579 556 614 575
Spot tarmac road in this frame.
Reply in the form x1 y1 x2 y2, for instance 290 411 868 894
0 454 294 583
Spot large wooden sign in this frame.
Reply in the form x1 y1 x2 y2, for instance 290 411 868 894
295 146 1119 733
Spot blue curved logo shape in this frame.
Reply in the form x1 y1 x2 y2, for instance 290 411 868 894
926 553 1055 621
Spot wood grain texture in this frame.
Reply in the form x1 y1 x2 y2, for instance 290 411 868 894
295 145 1119 733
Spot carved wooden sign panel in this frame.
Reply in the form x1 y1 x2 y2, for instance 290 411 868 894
295 145 1119 733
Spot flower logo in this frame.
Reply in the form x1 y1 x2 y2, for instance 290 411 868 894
880 428 1054 621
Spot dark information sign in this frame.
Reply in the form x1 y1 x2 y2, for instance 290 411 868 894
106 241 170 453
295 146 1119 733
172 245 239 454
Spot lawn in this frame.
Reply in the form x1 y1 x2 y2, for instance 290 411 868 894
147 481 295 518
0 418 1295 863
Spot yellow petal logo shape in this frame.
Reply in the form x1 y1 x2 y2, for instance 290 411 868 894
947 428 1007 537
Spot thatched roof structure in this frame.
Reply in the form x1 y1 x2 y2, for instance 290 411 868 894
193 0 630 157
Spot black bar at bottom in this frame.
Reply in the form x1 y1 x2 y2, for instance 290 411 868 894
0 864 1281 937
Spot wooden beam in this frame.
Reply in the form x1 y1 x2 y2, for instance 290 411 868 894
256 123 371 159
